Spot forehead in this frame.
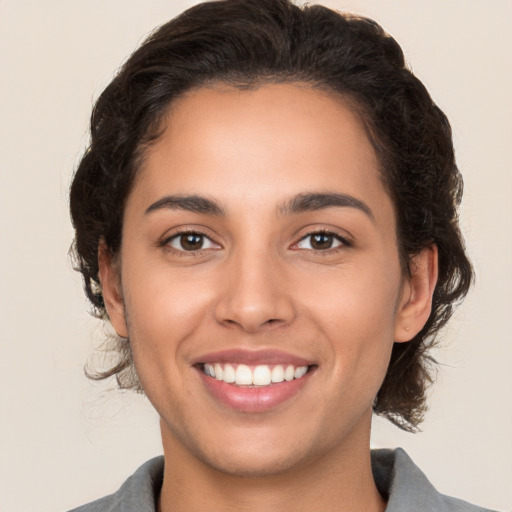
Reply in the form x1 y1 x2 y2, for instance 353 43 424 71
130 83 393 222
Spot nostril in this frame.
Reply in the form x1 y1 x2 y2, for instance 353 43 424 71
214 288 296 333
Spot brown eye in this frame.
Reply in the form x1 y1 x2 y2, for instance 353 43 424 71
296 232 344 251
180 233 203 250
311 233 335 249
168 232 217 252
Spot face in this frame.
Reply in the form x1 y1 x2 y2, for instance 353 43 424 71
101 83 434 477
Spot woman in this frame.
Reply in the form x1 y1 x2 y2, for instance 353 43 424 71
68 0 494 510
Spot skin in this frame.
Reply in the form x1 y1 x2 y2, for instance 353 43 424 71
100 83 437 512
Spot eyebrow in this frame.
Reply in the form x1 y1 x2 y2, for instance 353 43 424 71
145 191 374 220
145 194 225 216
279 192 374 220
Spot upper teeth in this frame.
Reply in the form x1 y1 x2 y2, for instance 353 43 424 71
203 363 308 386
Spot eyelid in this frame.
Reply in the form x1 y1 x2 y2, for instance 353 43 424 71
161 227 222 253
159 225 351 254
291 228 352 251
296 234 342 250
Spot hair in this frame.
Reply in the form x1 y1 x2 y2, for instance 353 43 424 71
70 0 473 432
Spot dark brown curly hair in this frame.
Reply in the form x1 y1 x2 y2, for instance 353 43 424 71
70 0 473 432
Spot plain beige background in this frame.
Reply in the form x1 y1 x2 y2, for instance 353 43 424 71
0 1 511 511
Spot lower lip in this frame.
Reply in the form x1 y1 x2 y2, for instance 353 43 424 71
197 368 313 413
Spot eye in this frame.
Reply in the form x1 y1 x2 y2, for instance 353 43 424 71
295 232 345 251
167 232 218 252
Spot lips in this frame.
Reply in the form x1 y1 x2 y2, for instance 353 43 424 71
193 349 316 412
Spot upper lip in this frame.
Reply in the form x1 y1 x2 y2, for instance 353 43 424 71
191 348 315 367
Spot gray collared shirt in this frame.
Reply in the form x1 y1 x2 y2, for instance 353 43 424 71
67 448 497 511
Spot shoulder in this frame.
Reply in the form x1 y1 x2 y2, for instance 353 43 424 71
66 456 164 512
371 448 498 512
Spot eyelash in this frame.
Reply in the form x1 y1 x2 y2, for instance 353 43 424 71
160 229 351 255
161 229 218 255
293 230 351 253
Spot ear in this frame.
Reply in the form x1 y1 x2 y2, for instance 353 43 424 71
394 245 438 343
98 242 128 338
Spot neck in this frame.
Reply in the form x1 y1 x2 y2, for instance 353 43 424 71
157 414 386 512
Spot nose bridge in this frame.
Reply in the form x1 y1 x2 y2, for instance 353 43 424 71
214 237 295 332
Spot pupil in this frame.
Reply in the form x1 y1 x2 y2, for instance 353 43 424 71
311 233 332 250
181 233 203 250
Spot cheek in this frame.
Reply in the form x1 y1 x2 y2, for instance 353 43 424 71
120 257 217 384
304 257 401 331
303 260 402 375
123 254 213 332
121 274 214 420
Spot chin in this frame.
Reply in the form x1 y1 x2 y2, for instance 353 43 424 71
200 443 313 478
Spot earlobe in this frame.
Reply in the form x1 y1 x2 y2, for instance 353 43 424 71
98 242 129 338
394 245 438 343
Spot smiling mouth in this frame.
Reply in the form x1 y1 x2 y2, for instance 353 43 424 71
201 363 313 387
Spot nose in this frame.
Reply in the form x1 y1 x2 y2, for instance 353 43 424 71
214 248 296 333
